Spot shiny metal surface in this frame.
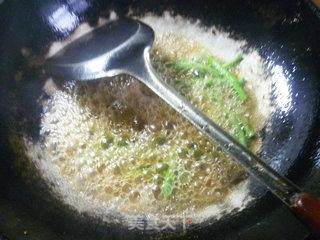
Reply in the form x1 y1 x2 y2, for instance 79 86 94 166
45 18 154 80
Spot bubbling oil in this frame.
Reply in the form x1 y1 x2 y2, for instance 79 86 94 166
37 32 262 219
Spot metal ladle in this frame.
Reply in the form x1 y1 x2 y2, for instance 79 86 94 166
45 18 320 232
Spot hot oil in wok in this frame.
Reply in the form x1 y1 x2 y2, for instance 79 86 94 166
37 33 262 217
14 14 275 226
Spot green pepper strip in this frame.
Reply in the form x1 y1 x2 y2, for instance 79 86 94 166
171 55 247 101
207 56 247 101
162 166 176 199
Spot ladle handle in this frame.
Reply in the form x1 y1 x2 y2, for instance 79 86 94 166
290 193 320 233
131 51 320 233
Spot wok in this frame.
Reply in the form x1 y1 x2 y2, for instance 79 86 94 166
0 0 320 239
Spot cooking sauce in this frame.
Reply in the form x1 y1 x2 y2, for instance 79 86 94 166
16 13 275 226
38 34 260 216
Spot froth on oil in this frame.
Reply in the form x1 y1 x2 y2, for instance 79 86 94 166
18 12 278 229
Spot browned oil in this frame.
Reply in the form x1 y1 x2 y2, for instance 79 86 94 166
24 34 264 217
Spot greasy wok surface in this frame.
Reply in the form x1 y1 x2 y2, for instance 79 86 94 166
0 0 320 239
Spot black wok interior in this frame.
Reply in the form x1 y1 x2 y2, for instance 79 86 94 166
0 0 320 239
